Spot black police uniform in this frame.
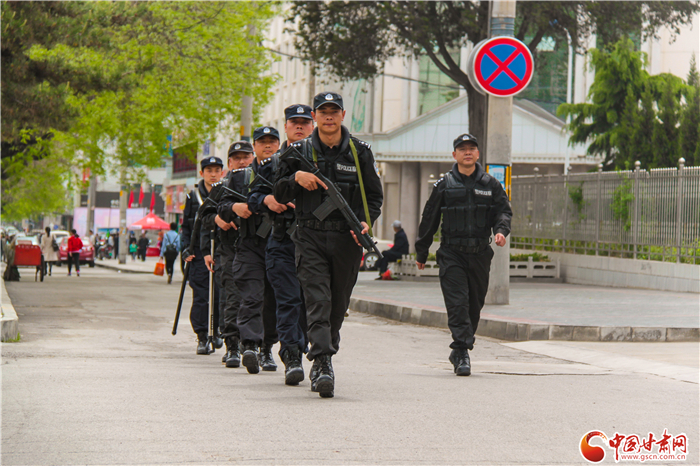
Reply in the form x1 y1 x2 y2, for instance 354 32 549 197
248 143 308 358
217 162 278 372
274 125 383 363
181 179 220 340
415 144 512 356
199 171 242 359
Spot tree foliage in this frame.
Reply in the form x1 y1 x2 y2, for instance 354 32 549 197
1 1 278 222
559 38 699 169
288 1 698 156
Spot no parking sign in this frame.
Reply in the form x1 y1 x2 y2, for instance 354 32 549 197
467 36 534 97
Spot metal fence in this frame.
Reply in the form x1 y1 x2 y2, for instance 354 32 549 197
510 159 700 264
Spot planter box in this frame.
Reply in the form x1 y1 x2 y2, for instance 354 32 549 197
510 257 560 279
396 254 560 279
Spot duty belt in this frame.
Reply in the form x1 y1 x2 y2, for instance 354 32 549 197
442 237 490 254
299 219 350 231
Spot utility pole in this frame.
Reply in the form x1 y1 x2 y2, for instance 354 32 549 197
485 0 516 305
86 171 97 237
118 166 128 264
240 24 256 142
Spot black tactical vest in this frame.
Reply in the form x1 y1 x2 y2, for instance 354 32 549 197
297 145 362 221
441 171 494 240
238 166 265 239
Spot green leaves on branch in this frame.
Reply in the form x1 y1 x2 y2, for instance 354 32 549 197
2 2 278 220
558 38 700 169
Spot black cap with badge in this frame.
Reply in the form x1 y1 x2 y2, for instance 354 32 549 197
312 92 344 111
453 133 479 150
200 156 224 170
253 126 280 142
227 140 254 157
284 104 313 121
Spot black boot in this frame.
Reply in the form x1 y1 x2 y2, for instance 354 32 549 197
224 338 241 368
241 341 259 374
311 354 334 398
281 346 304 386
449 348 471 376
196 332 210 355
258 345 277 372
213 334 224 350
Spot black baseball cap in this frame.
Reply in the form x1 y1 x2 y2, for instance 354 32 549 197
253 126 280 142
200 156 224 170
227 141 254 157
284 104 313 121
313 92 344 111
453 133 479 150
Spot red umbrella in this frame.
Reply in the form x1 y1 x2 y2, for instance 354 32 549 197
130 213 170 230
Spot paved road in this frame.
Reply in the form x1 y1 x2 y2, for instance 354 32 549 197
2 268 698 465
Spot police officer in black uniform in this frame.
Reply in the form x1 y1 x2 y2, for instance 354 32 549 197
199 142 254 367
415 134 512 376
274 92 383 398
248 104 313 386
181 156 224 354
217 127 279 374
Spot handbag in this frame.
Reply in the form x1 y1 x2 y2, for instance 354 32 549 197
51 237 59 252
154 259 165 276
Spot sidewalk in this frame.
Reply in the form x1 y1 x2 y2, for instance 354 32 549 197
351 272 700 342
94 256 184 279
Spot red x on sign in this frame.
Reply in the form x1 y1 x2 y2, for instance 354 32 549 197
468 36 534 97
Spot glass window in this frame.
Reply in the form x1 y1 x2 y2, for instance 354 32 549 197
418 51 461 115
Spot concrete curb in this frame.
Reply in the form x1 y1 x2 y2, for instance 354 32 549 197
349 297 700 343
1 278 19 342
94 262 151 274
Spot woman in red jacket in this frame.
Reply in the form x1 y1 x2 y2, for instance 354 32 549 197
67 229 83 277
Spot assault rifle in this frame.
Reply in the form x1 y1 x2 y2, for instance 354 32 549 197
279 145 382 259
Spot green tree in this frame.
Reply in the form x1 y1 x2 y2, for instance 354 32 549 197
1 2 278 221
652 82 682 168
289 1 698 154
559 38 689 169
558 39 648 167
680 54 700 166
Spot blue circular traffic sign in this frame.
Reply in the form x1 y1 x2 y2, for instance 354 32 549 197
467 36 534 97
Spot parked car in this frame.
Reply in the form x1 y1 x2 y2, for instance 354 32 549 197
360 238 394 271
58 236 95 267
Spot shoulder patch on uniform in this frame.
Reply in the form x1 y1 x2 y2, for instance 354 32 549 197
292 141 302 148
260 157 273 166
231 168 245 173
434 176 445 187
186 192 191 199
481 172 492 183
354 138 371 149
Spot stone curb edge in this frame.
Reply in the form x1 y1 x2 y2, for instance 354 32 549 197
349 297 700 342
1 278 19 342
94 262 151 274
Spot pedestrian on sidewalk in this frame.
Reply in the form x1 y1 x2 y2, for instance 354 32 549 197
40 227 58 276
137 233 149 261
375 220 409 279
415 133 512 376
129 241 137 261
66 229 83 277
160 223 180 284
274 92 383 398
